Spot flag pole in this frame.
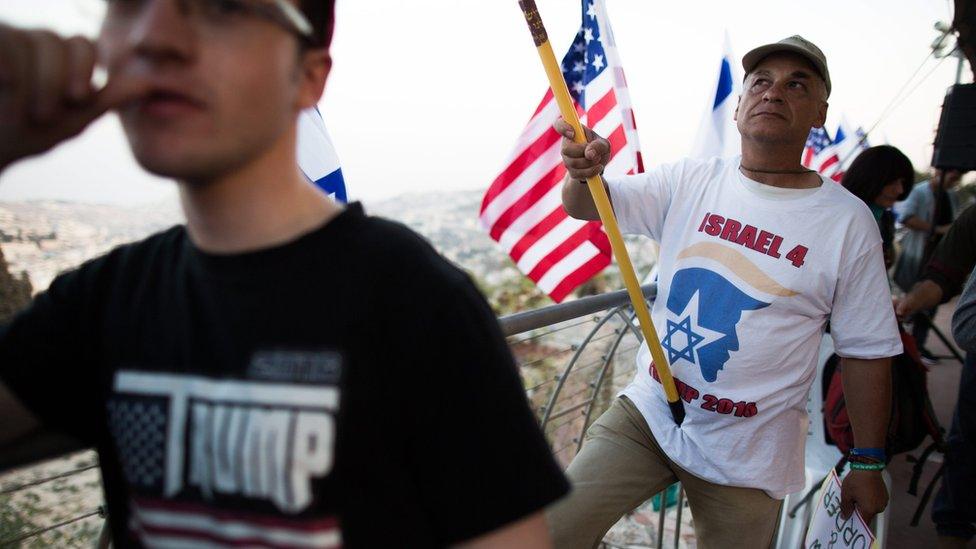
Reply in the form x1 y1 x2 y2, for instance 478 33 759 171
517 0 684 425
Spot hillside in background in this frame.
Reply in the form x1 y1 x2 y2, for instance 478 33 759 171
0 191 657 314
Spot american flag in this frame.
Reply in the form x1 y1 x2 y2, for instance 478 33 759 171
107 380 343 548
480 0 642 302
128 497 341 548
801 126 842 180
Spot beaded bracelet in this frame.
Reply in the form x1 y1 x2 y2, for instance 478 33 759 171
849 461 885 471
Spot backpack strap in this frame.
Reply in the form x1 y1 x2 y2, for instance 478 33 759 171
910 462 946 527
789 456 848 518
788 478 826 518
908 441 939 496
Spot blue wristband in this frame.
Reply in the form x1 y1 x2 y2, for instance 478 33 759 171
850 447 886 462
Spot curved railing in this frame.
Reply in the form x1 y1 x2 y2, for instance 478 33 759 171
501 284 693 548
0 450 107 547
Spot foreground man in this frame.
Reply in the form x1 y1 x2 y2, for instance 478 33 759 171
550 36 900 548
0 1 568 546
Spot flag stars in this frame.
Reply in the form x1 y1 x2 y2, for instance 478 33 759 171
484 5 638 302
586 2 597 19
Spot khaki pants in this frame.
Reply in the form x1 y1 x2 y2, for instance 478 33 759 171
548 396 782 549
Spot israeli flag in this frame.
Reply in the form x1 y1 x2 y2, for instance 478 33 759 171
297 107 347 203
835 115 870 171
690 32 742 159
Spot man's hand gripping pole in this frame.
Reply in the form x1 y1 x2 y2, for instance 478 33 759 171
517 0 684 425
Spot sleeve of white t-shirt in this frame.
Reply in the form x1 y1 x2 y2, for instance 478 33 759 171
605 162 680 241
830 239 903 359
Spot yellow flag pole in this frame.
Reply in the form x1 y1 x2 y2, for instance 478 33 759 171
517 0 684 425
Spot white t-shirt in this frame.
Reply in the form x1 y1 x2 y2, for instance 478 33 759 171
607 156 902 498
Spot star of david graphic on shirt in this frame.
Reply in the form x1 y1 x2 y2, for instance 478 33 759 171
664 268 771 382
661 291 724 366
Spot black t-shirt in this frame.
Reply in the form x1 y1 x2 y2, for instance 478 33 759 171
924 203 976 299
0 204 568 548
933 186 953 226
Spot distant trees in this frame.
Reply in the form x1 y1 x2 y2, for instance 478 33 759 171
0 244 31 323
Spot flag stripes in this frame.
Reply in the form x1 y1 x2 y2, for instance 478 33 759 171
481 0 641 302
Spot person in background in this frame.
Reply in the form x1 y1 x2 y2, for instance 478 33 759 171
840 145 914 269
894 168 964 363
897 203 976 328
896 204 975 549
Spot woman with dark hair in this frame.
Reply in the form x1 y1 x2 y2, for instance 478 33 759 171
841 145 915 268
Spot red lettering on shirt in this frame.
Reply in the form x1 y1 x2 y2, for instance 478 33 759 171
786 245 808 268
720 219 742 242
768 235 783 258
735 225 758 250
704 214 723 236
698 212 710 232
648 362 758 417
755 230 774 254
692 211 807 268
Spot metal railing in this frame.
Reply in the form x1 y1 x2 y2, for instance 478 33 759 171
0 283 689 548
0 450 107 548
499 284 656 337
502 283 692 548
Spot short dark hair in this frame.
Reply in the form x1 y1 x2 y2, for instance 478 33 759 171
841 145 914 204
300 0 336 48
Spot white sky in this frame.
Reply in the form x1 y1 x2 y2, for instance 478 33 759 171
0 0 968 205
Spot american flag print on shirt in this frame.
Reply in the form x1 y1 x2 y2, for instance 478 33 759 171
108 365 343 548
480 0 643 302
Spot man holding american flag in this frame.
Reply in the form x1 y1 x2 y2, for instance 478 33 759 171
549 36 900 548
482 0 642 303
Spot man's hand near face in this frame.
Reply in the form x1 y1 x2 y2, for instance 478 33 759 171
0 25 148 172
